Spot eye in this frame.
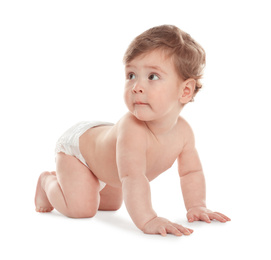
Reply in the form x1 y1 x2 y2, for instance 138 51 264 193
148 74 159 81
128 73 136 80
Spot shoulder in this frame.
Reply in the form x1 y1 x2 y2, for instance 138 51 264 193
116 113 147 135
177 116 195 146
115 113 148 174
115 113 148 145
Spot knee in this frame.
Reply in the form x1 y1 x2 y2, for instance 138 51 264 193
109 200 123 211
99 198 123 211
67 203 98 218
111 192 123 211
68 209 97 219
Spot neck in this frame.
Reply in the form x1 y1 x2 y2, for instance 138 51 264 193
144 109 182 137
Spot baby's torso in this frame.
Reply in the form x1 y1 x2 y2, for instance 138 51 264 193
79 119 185 187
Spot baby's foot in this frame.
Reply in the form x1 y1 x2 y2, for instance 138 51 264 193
35 171 54 213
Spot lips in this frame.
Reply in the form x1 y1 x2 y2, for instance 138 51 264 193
134 101 149 105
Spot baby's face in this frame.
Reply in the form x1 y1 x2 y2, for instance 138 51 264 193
124 49 184 122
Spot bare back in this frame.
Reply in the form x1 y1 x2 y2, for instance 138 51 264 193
79 113 188 187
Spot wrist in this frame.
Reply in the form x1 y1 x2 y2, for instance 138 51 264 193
137 213 157 230
186 203 206 212
140 215 158 231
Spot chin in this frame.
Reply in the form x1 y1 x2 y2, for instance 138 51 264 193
132 111 157 122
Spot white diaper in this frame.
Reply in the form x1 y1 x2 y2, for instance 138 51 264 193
55 121 114 191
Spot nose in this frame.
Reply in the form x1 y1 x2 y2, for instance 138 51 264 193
132 82 144 94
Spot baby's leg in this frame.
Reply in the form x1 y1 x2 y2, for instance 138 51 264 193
35 171 55 212
35 153 101 218
99 185 123 211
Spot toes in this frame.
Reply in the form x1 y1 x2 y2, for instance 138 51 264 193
35 171 54 213
36 207 54 213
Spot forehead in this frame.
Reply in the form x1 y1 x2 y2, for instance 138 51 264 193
125 49 174 70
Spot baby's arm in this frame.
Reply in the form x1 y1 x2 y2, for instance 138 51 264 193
116 117 156 229
178 123 231 223
116 115 192 236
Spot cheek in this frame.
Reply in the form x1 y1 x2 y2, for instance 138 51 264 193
152 91 177 111
123 88 132 106
151 90 166 105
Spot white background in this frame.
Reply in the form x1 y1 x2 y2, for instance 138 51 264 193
1 0 270 259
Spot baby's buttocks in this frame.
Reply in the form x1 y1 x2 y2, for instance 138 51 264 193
55 121 113 191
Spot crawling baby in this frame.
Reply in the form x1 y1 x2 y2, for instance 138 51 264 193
35 25 230 236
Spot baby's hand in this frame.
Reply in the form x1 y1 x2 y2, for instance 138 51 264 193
187 207 231 223
142 217 193 237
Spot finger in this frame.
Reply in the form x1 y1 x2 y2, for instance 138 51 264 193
208 213 226 222
166 225 183 236
210 212 230 222
214 212 231 221
158 226 167 237
187 213 195 222
187 228 194 233
200 213 211 223
173 224 193 235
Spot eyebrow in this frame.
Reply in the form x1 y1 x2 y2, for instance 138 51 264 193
125 65 167 75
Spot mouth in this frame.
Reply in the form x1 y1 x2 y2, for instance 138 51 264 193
134 101 149 105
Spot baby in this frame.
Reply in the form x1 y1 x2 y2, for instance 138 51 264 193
35 25 230 236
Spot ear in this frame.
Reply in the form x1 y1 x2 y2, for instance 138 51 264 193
179 78 196 104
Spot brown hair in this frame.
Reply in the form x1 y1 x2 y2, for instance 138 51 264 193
123 25 206 101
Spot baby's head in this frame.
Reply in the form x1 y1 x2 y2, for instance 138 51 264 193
123 25 206 101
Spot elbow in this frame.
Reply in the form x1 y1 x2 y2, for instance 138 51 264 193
120 174 129 184
180 169 203 179
120 174 131 186
120 174 148 186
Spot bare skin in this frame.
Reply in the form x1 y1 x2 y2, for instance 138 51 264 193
35 153 123 218
35 171 55 213
35 49 230 236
